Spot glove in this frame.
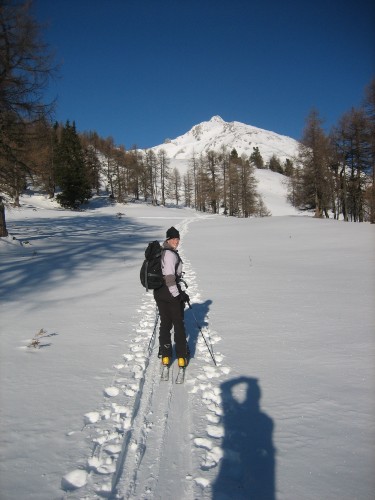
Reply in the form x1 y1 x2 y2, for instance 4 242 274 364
179 291 190 304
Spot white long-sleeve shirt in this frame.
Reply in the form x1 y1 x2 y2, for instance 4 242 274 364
161 242 182 297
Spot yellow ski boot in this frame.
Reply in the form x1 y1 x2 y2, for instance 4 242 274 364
162 356 170 366
178 357 187 368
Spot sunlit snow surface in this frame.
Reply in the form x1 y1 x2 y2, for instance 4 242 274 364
0 181 374 499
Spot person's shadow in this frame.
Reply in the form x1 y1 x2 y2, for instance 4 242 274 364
212 377 276 500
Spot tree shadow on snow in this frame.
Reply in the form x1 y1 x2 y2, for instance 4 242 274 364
212 377 276 500
0 214 160 303
184 299 212 359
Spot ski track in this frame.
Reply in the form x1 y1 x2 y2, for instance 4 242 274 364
61 216 231 499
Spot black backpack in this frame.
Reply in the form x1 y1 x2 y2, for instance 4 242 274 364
140 241 181 292
140 241 165 291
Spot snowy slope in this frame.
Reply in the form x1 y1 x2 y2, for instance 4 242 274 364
149 115 299 163
167 157 299 217
0 192 374 500
147 115 300 216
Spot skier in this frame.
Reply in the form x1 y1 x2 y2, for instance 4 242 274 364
154 226 190 369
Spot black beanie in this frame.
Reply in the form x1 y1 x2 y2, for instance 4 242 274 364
166 226 180 240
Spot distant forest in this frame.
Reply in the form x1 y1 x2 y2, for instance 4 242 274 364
1 1 374 237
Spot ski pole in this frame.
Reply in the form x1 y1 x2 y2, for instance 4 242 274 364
187 300 217 366
147 308 159 355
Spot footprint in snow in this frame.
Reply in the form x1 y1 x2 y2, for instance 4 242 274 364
134 353 146 363
193 437 213 450
202 389 221 405
132 364 144 379
104 386 120 397
61 469 88 490
96 460 116 475
207 425 224 439
201 446 224 470
206 413 220 424
132 335 144 343
214 353 224 363
202 366 219 378
87 456 102 470
95 482 112 495
207 403 223 416
83 412 101 425
124 386 136 397
101 409 111 420
130 345 143 353
136 328 148 334
111 403 131 416
194 477 210 489
104 444 122 455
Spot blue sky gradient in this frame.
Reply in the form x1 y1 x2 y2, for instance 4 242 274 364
34 0 375 149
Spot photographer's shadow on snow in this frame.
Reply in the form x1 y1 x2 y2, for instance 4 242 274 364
185 299 212 359
212 377 276 500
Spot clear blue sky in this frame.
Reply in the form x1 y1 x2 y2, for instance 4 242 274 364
34 0 375 149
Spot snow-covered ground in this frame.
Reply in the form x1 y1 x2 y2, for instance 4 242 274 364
0 188 374 499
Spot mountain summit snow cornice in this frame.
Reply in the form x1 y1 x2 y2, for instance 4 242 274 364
150 116 300 162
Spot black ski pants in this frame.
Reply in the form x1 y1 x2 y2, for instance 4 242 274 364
154 285 188 358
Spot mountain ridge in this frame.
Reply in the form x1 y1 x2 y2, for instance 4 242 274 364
149 115 300 162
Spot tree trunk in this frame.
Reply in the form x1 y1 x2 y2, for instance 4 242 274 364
0 198 9 237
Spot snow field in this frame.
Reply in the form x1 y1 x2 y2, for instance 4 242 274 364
1 189 374 500
58 215 232 498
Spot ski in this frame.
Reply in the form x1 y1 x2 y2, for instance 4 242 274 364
160 364 170 382
175 367 186 384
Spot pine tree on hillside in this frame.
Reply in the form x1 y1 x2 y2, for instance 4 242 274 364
250 147 265 169
268 154 284 174
54 122 92 209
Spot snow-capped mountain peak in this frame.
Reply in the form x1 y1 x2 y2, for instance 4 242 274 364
150 116 299 162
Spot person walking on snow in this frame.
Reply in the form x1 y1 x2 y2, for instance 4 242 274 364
154 226 190 368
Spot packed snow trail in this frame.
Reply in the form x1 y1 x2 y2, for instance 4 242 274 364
114 359 193 499
61 215 231 499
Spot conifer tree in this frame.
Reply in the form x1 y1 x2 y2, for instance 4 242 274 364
54 121 91 208
250 147 265 169
268 154 284 174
